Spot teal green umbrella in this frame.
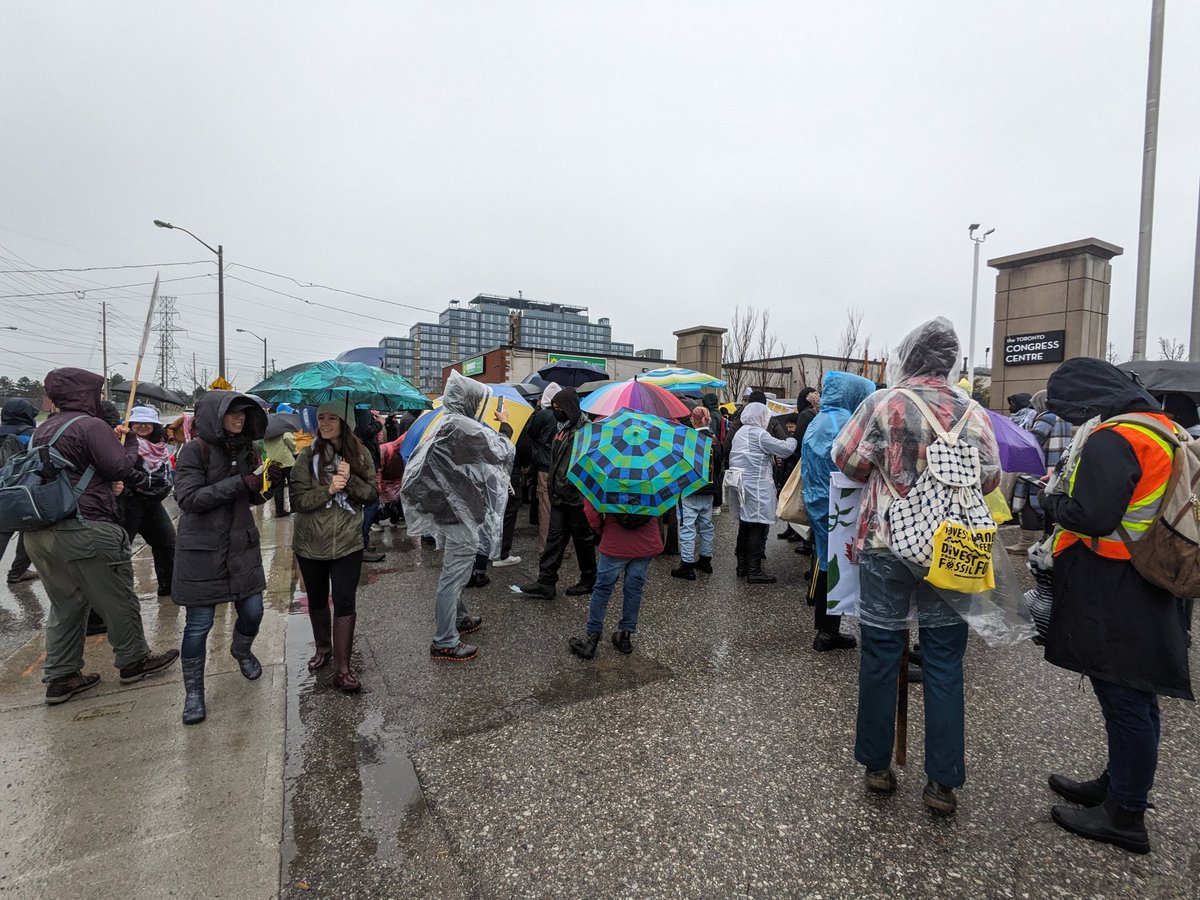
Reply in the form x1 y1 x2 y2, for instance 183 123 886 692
248 360 429 411
567 409 710 515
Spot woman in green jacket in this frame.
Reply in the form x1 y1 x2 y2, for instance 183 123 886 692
290 399 378 692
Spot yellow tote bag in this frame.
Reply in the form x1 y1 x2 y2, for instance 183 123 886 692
925 521 997 593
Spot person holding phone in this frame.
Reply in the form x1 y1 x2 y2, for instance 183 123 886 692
290 398 379 692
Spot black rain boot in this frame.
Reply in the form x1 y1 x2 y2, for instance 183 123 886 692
307 602 333 671
230 629 262 681
736 551 749 579
696 556 713 574
568 633 601 659
671 562 696 580
1051 795 1150 854
747 556 776 584
181 653 207 725
1048 770 1110 807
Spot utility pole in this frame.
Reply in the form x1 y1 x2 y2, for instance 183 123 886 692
1132 0 1166 360
1192 177 1200 362
101 301 109 400
967 225 995 393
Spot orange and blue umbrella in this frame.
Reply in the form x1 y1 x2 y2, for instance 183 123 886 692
567 409 710 515
398 384 533 462
580 378 691 420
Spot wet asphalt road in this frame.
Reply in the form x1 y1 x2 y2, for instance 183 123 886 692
3 506 1198 899
281 513 1199 899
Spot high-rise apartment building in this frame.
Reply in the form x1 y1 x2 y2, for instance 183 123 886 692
381 294 634 393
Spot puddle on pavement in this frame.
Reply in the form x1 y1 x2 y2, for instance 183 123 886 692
281 583 428 885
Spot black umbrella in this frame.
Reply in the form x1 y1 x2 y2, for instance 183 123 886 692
537 359 608 388
264 412 302 439
1116 360 1200 399
110 379 188 407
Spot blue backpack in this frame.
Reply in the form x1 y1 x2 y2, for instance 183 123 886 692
0 416 96 531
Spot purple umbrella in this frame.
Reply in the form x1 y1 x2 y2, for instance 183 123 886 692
985 410 1046 474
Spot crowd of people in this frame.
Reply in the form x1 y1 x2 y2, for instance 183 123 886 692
1 314 1195 858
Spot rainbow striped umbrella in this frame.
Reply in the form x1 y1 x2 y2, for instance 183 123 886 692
636 367 727 394
580 379 691 419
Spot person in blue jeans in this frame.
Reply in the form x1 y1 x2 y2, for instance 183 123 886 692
671 406 721 581
569 501 664 659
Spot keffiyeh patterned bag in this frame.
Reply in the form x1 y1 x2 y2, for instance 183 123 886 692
883 390 996 592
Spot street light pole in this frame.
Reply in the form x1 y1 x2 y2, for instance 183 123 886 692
1132 0 1166 361
153 219 225 380
967 224 995 395
236 328 268 382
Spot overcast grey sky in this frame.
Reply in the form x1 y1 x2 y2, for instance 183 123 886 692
3 1 1198 386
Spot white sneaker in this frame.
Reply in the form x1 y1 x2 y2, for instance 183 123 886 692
493 555 521 568
713 506 723 516
370 523 385 533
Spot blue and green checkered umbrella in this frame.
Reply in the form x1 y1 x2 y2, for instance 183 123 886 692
567 409 711 516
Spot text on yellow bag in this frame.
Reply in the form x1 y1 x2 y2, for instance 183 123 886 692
925 521 997 593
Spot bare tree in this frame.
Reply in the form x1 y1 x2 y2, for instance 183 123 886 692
1158 337 1187 361
837 306 865 362
1106 342 1122 364
722 303 786 401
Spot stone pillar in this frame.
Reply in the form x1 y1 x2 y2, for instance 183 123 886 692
987 238 1123 410
673 326 726 386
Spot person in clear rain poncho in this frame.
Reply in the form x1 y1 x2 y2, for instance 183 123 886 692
401 372 515 662
833 317 1003 815
726 401 797 583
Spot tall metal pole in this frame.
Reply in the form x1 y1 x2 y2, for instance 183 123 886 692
217 244 226 380
262 338 268 382
968 239 981 392
1191 176 1200 362
1132 0 1166 361
101 301 108 400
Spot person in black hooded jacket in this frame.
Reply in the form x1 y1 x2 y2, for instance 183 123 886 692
173 390 280 725
0 397 39 583
1040 357 1193 855
515 387 596 599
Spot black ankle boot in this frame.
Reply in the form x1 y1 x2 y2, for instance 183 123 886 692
1048 770 1109 807
568 633 600 659
181 653 206 725
1051 795 1150 854
230 630 262 680
695 555 713 573
747 558 776 584
671 562 696 580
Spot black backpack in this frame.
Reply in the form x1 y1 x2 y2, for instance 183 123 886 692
614 512 654 530
0 416 96 531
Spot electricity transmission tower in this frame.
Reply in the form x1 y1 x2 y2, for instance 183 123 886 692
152 295 183 391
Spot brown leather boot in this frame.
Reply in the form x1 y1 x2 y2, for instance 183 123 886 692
331 614 361 693
307 601 333 672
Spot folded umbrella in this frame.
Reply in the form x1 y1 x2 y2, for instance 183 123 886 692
567 409 710 515
984 410 1046 474
580 379 692 420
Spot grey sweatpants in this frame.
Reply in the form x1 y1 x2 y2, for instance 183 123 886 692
24 519 150 680
433 538 477 649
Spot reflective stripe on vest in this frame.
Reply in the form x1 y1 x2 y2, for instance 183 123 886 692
1052 416 1175 561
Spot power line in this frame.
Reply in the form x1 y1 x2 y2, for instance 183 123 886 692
0 273 212 299
0 261 211 274
228 261 439 313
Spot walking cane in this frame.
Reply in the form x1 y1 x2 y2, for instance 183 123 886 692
121 274 160 444
895 628 910 766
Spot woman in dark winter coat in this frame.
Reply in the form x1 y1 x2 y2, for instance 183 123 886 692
290 399 378 692
1042 357 1193 855
173 390 279 725
123 405 176 597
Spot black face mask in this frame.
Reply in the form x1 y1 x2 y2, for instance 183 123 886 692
552 408 570 423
